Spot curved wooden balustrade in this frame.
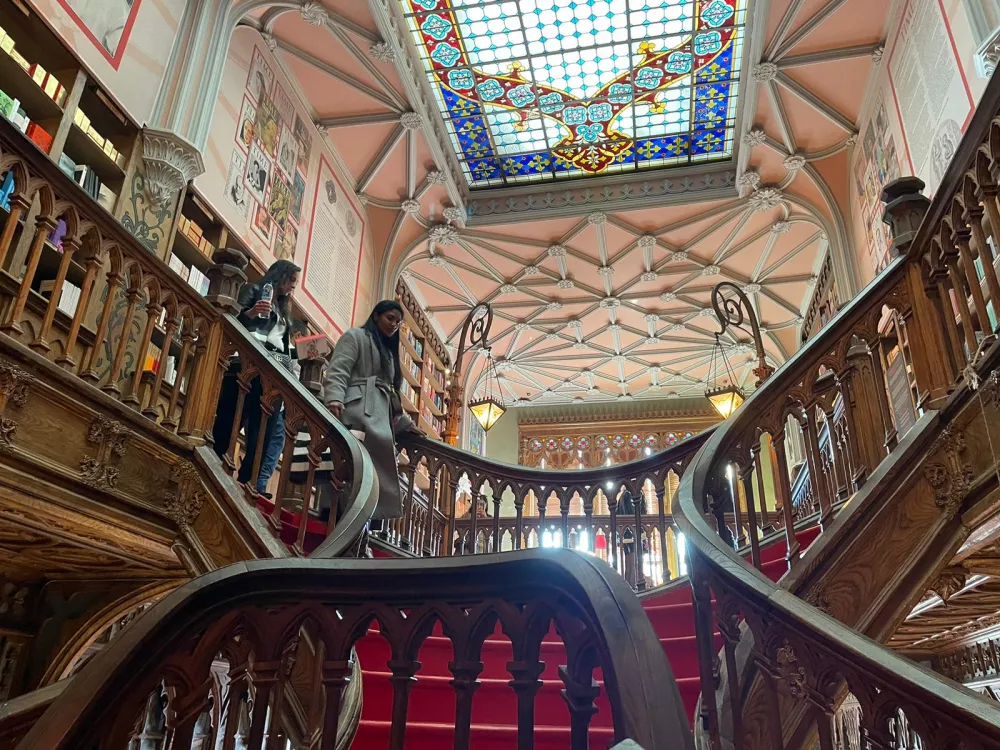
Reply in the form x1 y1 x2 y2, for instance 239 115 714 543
396 430 713 589
675 72 1000 749
0 116 376 559
15 551 695 750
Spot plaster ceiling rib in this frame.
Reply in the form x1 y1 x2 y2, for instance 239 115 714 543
749 231 782 280
758 231 824 279
323 23 409 110
772 0 852 62
765 80 798 153
776 72 857 132
273 38 401 112
778 43 883 68
316 113 401 128
356 122 406 193
409 269 469 305
710 209 754 264
716 224 775 264
406 130 417 197
762 0 809 60
656 200 744 236
449 242 506 284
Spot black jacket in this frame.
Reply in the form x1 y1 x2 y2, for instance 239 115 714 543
237 283 291 355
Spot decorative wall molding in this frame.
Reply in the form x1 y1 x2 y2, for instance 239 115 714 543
140 128 206 210
924 426 974 519
465 168 738 223
79 417 132 491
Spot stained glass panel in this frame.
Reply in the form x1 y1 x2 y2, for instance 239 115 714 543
400 0 746 187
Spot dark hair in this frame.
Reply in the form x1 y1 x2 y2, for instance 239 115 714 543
363 300 404 392
259 260 301 319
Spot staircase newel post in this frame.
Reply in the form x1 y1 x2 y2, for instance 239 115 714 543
882 177 954 407
387 659 420 750
507 660 545 750
449 659 484 749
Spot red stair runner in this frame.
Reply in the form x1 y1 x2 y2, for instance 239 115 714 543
351 526 820 747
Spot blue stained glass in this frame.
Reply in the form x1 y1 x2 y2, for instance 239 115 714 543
402 0 745 186
430 42 461 67
508 84 536 107
635 67 664 90
702 0 736 27
421 14 451 40
448 69 475 91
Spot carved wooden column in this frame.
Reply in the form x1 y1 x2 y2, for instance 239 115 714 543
32 236 79 352
845 343 892 478
966 177 1000 325
940 235 979 354
771 429 800 566
951 214 993 337
882 177 956 406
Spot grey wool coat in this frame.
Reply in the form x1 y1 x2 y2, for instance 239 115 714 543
322 327 403 520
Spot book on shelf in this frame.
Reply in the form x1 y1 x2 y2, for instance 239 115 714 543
39 278 80 316
26 122 52 153
167 252 190 282
57 152 76 178
0 90 16 119
97 183 115 212
0 170 14 211
73 165 102 201
187 265 209 296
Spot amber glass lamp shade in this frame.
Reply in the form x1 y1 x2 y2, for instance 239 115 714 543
469 396 506 431
706 385 745 419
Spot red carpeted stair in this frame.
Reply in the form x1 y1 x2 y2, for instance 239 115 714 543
351 525 821 747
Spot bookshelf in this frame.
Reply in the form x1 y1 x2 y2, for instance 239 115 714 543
395 278 452 441
0 0 138 216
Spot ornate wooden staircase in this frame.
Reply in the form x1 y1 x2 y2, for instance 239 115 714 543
7 54 1000 750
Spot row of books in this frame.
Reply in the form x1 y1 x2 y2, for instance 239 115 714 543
39 278 80 317
426 359 446 392
399 378 417 409
400 350 421 384
0 25 68 106
72 106 122 167
421 377 444 413
58 155 116 212
176 214 216 257
400 322 423 358
142 342 180 387
167 252 210 296
419 404 443 435
0 89 54 153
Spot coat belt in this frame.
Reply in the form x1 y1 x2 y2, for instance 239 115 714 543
349 376 390 417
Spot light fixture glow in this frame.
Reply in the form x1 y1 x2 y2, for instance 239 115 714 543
469 396 506 432
706 385 745 419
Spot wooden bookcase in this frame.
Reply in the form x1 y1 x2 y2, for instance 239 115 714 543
0 0 138 217
396 278 451 441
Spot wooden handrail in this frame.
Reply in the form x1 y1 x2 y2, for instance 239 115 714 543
675 70 1000 749
0 113 377 559
15 551 695 750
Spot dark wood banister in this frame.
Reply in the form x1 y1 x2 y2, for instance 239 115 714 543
675 70 1000 748
15 551 695 750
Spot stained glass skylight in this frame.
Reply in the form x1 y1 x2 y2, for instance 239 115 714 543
400 0 746 188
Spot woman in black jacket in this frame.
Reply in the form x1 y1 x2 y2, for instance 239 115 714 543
212 260 300 493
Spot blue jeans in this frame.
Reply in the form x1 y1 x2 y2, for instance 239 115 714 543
254 408 285 494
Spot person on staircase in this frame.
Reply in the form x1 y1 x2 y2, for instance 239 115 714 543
212 259 300 495
323 300 419 529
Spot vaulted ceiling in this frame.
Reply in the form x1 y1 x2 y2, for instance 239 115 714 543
241 0 890 404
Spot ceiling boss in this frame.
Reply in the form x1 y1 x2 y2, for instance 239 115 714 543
401 0 745 185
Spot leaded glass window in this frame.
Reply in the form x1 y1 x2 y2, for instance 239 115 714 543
400 0 746 187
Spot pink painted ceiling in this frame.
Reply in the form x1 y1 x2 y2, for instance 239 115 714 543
246 0 888 404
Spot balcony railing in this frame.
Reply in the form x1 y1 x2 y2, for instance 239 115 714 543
0 117 376 559
675 73 1000 748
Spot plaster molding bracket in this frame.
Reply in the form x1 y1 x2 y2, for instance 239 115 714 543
141 127 205 211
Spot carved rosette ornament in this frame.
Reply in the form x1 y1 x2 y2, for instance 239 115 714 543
80 417 132 490
804 589 832 616
163 462 206 530
748 187 783 212
930 567 967 601
0 363 32 408
923 426 973 518
369 40 395 63
299 1 329 25
742 127 766 147
141 128 205 210
774 638 808 698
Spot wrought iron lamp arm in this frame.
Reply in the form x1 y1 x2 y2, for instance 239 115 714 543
443 303 493 445
711 282 774 386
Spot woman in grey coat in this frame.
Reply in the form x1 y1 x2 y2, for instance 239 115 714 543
324 300 416 523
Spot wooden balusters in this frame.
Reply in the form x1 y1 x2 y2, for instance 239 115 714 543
771 429 800 567
3 214 56 335
31 235 77 352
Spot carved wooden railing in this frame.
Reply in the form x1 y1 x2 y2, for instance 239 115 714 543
0 116 376 558
14 552 695 750
396 431 712 589
676 73 1000 749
